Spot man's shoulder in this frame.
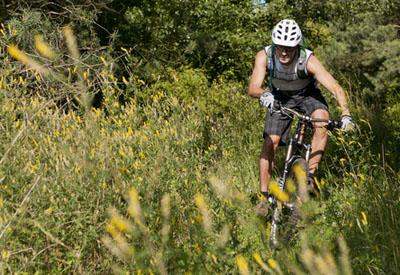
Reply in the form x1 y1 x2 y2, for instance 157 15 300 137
256 48 268 60
305 54 324 75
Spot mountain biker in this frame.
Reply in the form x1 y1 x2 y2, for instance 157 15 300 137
248 19 354 213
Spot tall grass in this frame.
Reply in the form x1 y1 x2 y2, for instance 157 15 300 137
0 25 398 274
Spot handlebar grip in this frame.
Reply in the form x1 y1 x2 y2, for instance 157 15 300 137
327 120 342 130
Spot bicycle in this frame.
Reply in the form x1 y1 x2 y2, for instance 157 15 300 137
267 104 342 249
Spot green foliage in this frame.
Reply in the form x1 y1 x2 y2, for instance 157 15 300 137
0 32 268 270
98 0 271 81
1 0 399 273
320 123 400 273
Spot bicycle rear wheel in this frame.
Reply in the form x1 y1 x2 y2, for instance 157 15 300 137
270 157 308 248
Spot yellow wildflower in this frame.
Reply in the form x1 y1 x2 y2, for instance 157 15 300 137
7 44 50 76
268 258 278 269
45 207 53 215
235 255 250 275
292 163 307 183
127 188 144 226
361 211 368 225
253 253 272 272
34 34 56 60
106 223 119 239
110 215 132 233
2 250 10 260
122 76 129 85
285 178 296 194
269 181 289 203
63 26 79 59
194 194 212 232
100 56 107 66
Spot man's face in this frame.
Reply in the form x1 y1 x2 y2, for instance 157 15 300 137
275 45 297 65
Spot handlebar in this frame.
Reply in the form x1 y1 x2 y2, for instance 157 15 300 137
271 105 342 130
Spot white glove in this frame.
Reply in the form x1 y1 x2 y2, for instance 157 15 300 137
341 115 355 131
260 91 274 110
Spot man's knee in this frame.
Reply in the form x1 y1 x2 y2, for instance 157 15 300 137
261 135 280 158
311 109 329 134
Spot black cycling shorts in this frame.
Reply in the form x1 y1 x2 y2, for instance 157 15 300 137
263 87 329 146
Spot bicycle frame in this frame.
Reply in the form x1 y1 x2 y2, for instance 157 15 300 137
278 111 312 191
269 106 341 248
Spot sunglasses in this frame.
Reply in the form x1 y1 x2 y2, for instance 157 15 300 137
276 45 297 53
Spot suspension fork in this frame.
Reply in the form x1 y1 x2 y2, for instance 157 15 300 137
296 122 312 169
278 138 295 190
278 138 312 190
271 138 295 248
305 144 312 163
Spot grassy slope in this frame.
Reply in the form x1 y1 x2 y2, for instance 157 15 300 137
0 67 398 274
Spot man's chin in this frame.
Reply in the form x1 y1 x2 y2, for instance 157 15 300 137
279 58 292 65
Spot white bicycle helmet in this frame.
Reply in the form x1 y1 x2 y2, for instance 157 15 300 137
272 19 302 47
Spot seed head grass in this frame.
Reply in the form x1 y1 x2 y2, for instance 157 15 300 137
1 22 398 274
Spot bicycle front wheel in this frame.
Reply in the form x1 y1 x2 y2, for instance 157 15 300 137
270 157 309 248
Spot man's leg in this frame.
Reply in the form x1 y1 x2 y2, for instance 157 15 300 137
260 134 281 192
309 109 329 175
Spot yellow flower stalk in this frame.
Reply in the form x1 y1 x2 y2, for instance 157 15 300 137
106 223 120 239
235 255 250 275
361 211 368 225
127 188 145 227
44 207 53 215
114 234 134 257
268 258 278 269
269 181 289 203
285 178 296 194
122 76 129 85
268 258 284 275
194 193 212 232
34 34 56 60
63 26 80 59
100 56 107 66
110 215 132 233
7 44 50 76
2 250 10 261
253 253 272 272
292 163 307 184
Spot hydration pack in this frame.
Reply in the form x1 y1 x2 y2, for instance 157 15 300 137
267 45 309 90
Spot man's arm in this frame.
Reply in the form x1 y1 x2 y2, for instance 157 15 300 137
248 50 268 98
307 55 351 117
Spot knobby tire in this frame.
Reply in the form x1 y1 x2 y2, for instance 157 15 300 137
270 157 308 249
